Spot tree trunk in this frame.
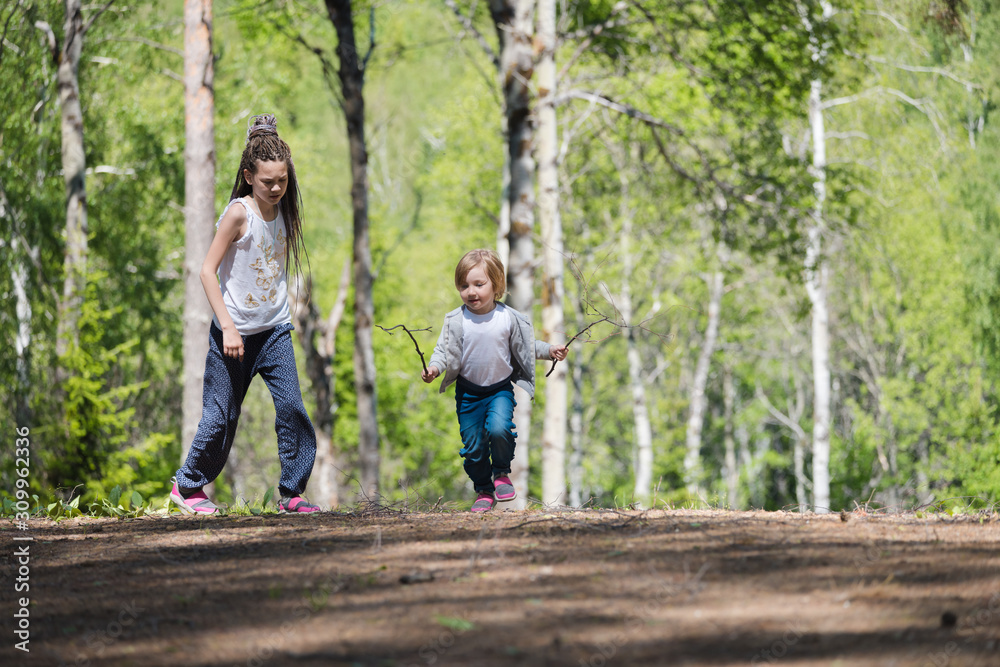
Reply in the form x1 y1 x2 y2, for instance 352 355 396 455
490 0 536 509
55 0 87 384
803 0 834 514
621 233 653 509
806 75 832 514
536 0 566 506
722 363 738 508
684 269 723 499
567 346 585 507
326 0 380 500
12 239 32 427
182 0 216 468
291 260 351 508
961 42 981 150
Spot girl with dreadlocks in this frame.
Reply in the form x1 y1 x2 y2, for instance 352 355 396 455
171 114 320 514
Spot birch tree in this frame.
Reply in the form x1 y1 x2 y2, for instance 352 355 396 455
291 263 351 508
48 0 89 384
181 0 215 468
684 264 723 499
536 0 567 506
798 0 835 513
487 0 537 508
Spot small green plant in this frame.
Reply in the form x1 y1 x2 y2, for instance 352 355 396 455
225 487 276 516
45 495 84 520
0 485 157 520
89 485 154 519
435 616 476 632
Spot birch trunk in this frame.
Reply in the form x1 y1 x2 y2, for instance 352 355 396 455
802 0 834 514
684 269 723 499
567 348 585 507
961 40 981 149
618 204 653 508
806 77 832 514
326 0 380 500
182 0 215 467
722 364 738 508
566 288 587 507
55 0 87 384
291 261 351 508
536 0 566 506
490 0 536 509
12 241 32 427
793 377 809 512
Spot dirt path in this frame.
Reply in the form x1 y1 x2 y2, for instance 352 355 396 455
2 508 999 666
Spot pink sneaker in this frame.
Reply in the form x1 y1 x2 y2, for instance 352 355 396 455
493 475 516 502
278 496 321 513
470 491 495 513
170 477 219 515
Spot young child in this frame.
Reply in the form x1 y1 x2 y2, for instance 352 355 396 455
422 249 568 512
170 114 320 515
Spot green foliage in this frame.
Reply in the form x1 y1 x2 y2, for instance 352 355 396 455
4 0 1000 515
37 275 147 496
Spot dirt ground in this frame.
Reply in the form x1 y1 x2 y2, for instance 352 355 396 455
2 507 1000 667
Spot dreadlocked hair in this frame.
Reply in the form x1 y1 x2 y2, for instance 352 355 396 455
230 114 309 279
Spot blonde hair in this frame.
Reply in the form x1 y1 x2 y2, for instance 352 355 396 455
455 249 506 301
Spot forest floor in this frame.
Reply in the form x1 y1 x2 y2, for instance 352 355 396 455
2 507 1000 667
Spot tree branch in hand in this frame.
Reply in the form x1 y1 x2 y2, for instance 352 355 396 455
376 324 431 372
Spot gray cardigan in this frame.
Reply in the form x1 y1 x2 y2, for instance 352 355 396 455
427 303 553 399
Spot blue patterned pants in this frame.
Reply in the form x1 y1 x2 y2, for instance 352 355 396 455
455 377 517 494
176 322 316 497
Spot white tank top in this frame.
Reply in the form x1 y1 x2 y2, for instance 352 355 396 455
214 198 291 335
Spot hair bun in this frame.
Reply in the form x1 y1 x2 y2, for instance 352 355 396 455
247 114 278 141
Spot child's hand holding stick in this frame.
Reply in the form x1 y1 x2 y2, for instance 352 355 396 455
546 315 612 377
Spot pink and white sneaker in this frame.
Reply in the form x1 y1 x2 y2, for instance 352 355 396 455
470 491 495 513
169 477 220 515
493 475 516 502
278 496 321 513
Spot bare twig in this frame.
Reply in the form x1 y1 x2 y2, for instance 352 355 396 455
442 0 499 68
545 315 613 377
376 324 431 372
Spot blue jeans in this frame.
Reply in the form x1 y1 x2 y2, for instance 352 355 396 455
176 322 316 497
455 377 517 494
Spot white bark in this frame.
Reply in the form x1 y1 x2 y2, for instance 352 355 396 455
806 80 832 515
722 364 737 508
684 269 723 499
622 265 653 507
961 42 977 149
55 0 87 382
537 0 566 506
802 0 834 514
291 261 351 508
567 349 585 507
491 0 536 509
12 244 32 425
182 0 215 466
